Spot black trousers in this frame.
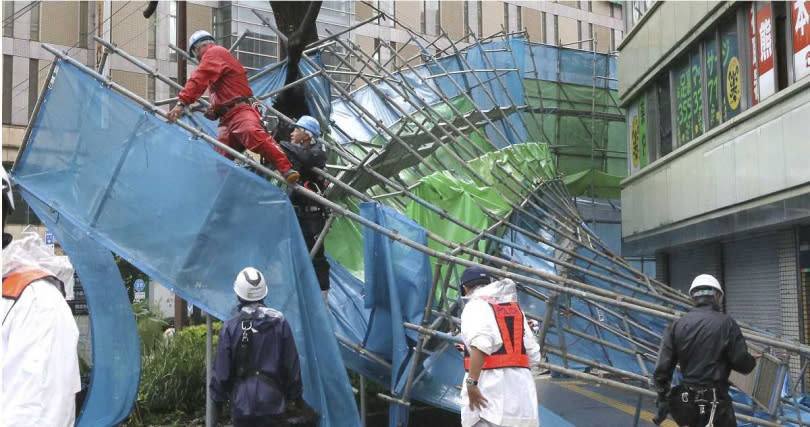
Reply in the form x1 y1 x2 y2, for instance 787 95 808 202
297 210 330 291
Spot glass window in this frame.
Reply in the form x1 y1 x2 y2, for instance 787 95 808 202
657 76 673 157
675 59 693 144
690 49 704 139
169 1 177 61
629 96 648 173
721 18 743 121
705 34 722 129
30 2 39 41
28 59 38 117
3 1 14 38
3 55 12 125
79 1 88 48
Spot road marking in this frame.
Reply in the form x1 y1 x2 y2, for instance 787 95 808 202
556 381 678 427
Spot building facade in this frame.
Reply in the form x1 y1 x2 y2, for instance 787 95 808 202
619 1 810 386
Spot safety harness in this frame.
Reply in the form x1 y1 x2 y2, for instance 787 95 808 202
669 384 721 427
2 267 64 325
464 299 529 371
234 311 282 389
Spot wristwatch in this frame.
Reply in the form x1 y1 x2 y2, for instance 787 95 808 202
465 377 478 387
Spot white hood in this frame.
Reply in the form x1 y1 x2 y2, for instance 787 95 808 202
2 231 75 299
467 277 518 304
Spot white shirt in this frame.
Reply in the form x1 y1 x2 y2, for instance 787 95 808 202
2 278 81 426
460 279 542 427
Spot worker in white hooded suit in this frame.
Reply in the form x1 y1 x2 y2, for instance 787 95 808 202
1 167 81 426
459 267 542 427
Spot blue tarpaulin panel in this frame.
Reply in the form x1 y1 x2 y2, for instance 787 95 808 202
13 59 359 427
21 189 140 426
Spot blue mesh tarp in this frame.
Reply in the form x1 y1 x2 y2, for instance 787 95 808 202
249 52 332 130
20 189 140 426
361 203 433 427
13 59 359 427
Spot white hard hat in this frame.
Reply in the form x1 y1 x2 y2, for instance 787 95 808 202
233 267 268 301
188 30 215 58
1 167 14 212
689 274 723 297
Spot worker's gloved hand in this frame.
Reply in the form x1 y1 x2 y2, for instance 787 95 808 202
203 107 219 121
652 392 669 425
167 103 185 123
284 169 300 185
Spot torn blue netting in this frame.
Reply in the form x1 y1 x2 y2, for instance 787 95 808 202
13 59 359 427
21 188 139 426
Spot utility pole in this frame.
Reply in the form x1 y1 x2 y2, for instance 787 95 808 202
174 0 188 331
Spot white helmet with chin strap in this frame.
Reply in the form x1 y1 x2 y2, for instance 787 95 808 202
188 30 215 58
689 274 724 297
233 267 268 301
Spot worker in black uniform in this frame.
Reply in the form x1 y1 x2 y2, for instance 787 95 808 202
279 116 330 303
653 274 757 426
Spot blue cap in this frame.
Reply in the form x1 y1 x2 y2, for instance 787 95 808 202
459 267 491 295
294 115 321 138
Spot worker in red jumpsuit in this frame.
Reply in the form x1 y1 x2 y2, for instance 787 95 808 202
168 30 299 184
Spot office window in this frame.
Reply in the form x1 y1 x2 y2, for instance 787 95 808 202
420 0 426 34
690 49 704 139
705 33 722 129
628 96 648 173
3 2 14 37
169 1 177 61
435 1 440 35
463 1 469 37
30 1 39 41
516 5 522 31
657 76 673 157
28 59 38 118
147 75 155 102
541 12 547 44
721 17 743 121
477 0 482 36
3 55 12 124
503 3 508 31
148 13 156 59
79 1 88 48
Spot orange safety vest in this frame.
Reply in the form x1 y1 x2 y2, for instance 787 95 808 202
2 268 58 300
464 300 530 371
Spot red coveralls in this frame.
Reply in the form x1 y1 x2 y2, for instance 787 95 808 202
178 44 293 174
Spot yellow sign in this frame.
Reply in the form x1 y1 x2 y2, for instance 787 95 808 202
726 57 741 110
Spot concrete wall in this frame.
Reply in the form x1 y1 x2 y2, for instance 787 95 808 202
618 1 724 99
621 81 810 239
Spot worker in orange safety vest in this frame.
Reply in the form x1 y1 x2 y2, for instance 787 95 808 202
459 267 543 427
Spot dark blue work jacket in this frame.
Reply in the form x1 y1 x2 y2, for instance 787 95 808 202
210 303 303 419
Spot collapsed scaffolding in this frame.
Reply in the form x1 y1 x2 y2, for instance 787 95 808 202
11 7 810 427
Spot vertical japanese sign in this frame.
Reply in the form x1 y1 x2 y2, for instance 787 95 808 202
749 5 760 106
628 97 647 174
706 39 721 129
722 22 743 120
676 60 693 144
793 0 810 80
757 2 776 101
690 50 704 138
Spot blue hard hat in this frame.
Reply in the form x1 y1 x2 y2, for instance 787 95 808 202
459 267 491 295
294 115 321 138
188 30 215 58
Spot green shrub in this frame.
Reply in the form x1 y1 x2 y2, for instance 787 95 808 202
127 311 222 425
